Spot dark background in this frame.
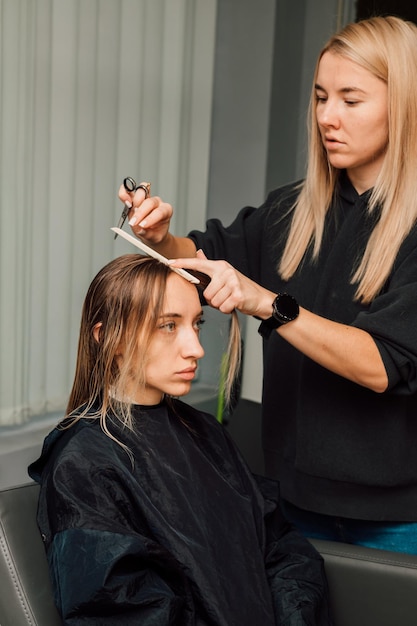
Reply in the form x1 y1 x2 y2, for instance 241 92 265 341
356 0 417 23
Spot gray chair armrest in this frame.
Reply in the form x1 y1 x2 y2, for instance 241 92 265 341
310 538 417 626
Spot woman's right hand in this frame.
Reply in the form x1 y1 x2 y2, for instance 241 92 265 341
118 183 174 246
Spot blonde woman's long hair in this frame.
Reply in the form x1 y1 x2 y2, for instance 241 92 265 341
65 254 241 444
279 15 417 303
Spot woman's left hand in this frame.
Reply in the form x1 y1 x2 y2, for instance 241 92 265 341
170 251 276 319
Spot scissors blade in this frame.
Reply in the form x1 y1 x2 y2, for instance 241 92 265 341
111 227 200 284
114 206 130 239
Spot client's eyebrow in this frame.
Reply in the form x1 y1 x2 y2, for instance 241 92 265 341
159 313 181 319
159 310 204 320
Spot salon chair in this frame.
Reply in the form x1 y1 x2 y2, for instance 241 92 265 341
0 482 61 625
1 481 417 626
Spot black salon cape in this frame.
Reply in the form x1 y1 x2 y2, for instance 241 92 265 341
28 399 332 625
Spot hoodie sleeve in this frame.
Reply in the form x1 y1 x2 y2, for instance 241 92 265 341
47 527 191 626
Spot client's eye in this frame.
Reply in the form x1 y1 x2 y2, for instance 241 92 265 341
194 318 205 332
159 321 176 333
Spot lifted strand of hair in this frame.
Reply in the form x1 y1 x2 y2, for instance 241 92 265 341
222 310 242 407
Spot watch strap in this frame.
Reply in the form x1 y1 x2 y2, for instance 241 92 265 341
257 316 281 339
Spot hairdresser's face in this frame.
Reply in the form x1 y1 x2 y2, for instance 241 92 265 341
136 274 205 405
315 51 388 194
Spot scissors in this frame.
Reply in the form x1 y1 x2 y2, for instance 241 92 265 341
114 177 151 239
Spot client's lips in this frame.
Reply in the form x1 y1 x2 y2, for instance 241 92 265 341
176 368 197 381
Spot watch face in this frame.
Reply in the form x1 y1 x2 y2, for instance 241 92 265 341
273 293 299 322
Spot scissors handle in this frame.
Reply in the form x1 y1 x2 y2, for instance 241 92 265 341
115 177 151 239
123 177 151 198
123 176 137 193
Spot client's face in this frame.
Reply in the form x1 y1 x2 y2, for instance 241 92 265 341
134 273 205 405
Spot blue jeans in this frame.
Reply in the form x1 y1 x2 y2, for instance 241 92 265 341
281 499 417 555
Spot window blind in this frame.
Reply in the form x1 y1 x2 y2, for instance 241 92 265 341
0 0 216 425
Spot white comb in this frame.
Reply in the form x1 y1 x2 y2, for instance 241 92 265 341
111 227 200 284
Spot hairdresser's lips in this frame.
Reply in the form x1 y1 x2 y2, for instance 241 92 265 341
323 135 345 151
176 367 197 381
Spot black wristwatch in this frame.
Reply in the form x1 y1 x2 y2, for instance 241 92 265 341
257 293 299 339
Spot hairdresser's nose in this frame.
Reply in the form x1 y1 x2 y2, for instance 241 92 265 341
182 326 205 360
317 98 341 130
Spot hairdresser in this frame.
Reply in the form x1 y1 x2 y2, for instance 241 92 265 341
118 16 417 554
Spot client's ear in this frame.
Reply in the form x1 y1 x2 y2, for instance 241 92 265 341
93 322 102 343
